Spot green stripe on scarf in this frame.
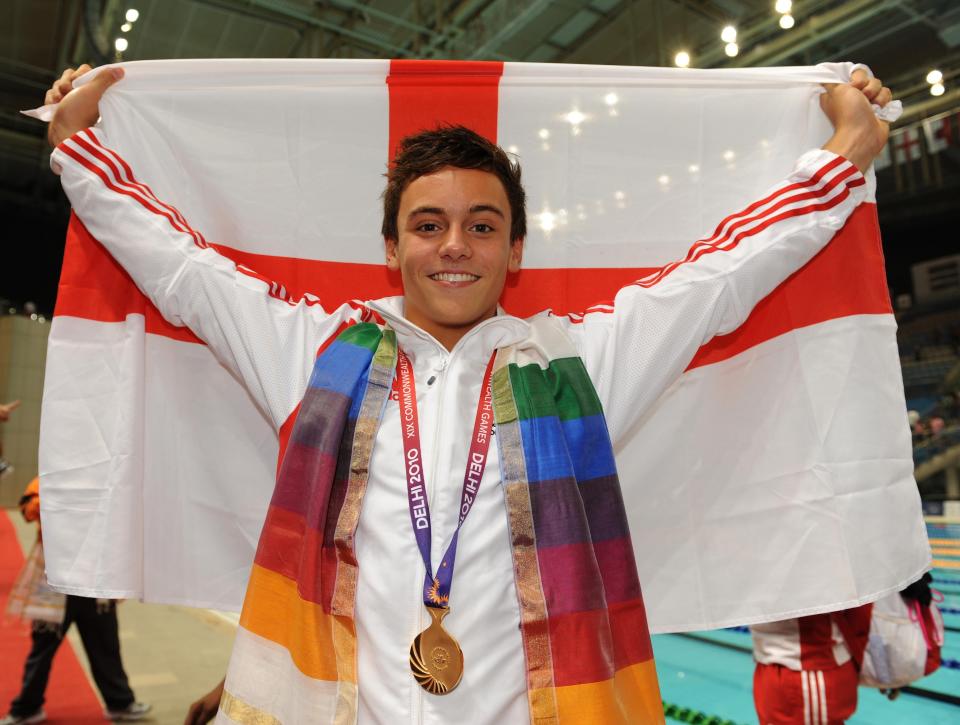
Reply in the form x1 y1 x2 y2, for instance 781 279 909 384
507 357 604 421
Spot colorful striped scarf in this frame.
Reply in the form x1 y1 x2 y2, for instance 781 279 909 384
221 319 662 724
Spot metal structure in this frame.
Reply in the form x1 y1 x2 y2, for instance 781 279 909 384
1 0 959 311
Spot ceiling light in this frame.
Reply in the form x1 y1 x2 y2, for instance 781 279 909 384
725 42 739 57
539 210 556 232
538 128 550 140
126 8 140 22
674 51 690 68
926 69 943 85
688 164 700 173
564 109 586 125
115 37 128 52
507 145 519 154
604 92 619 106
779 14 795 29
721 26 737 43
657 174 670 186
723 149 736 162
121 22 132 32
774 0 792 13
931 82 945 97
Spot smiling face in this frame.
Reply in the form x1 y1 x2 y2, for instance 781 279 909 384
385 166 523 350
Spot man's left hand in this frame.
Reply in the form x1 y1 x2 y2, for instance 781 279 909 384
821 68 893 173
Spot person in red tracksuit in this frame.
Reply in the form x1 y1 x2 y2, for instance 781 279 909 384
750 605 872 725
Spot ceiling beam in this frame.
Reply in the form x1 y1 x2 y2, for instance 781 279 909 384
705 0 899 68
192 0 414 56
468 0 554 59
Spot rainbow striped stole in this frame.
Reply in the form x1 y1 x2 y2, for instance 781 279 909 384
220 320 662 724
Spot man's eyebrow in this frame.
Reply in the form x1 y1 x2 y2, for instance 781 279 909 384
408 206 446 217
469 204 505 219
407 204 506 219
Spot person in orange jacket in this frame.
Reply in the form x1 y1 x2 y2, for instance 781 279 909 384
2 478 151 725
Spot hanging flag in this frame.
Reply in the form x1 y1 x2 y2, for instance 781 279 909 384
892 126 923 163
37 59 929 633
922 112 957 154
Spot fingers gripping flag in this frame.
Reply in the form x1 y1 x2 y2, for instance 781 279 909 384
39 59 929 631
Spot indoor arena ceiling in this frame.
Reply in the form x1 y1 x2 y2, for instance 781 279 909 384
1 0 959 303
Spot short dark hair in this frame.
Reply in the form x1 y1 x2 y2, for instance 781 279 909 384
381 125 527 243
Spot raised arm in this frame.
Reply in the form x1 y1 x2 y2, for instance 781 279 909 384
46 67 366 428
561 70 892 444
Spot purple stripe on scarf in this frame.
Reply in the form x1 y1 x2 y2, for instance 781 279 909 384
290 387 351 455
528 475 629 548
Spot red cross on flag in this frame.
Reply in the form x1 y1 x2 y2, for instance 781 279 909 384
892 126 923 163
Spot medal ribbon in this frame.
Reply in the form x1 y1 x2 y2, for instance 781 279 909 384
397 348 496 609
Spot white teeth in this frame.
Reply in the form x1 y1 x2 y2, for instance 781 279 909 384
431 272 478 282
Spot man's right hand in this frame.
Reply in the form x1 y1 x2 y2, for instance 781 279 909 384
46 65 124 148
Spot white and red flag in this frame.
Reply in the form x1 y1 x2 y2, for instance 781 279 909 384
922 111 958 154
37 60 929 632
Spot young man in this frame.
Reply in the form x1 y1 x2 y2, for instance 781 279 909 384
43 66 892 724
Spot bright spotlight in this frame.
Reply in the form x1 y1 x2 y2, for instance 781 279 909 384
538 128 550 140
539 210 556 232
121 22 132 32
725 42 739 57
926 69 943 85
674 51 691 68
657 174 670 186
774 0 792 13
723 149 736 162
115 37 129 52
779 14 795 29
564 109 586 125
604 92 619 106
126 8 140 22
721 26 737 43
931 82 946 97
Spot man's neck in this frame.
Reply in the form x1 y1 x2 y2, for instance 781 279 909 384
403 307 497 352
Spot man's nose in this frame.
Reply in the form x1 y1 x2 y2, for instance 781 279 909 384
438 227 470 259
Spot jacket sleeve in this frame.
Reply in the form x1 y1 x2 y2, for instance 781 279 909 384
558 149 867 445
51 127 369 429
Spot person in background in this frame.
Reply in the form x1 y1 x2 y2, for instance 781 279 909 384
0 400 20 422
1 478 151 725
0 400 20 477
750 604 873 724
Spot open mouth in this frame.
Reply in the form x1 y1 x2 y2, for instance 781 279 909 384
429 272 480 283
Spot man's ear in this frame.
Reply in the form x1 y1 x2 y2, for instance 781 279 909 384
507 237 524 274
385 237 400 271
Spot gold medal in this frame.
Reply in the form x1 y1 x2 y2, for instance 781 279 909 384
409 606 464 695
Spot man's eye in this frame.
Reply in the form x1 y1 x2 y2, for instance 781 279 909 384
418 222 440 232
471 223 494 233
